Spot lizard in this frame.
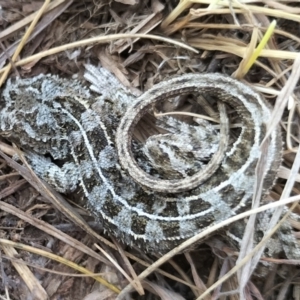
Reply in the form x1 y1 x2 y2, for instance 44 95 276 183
0 64 297 257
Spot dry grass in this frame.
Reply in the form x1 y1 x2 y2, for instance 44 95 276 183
0 0 300 299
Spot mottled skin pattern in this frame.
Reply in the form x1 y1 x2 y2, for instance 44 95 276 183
0 65 291 255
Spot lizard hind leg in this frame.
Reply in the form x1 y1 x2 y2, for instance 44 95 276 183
24 151 80 193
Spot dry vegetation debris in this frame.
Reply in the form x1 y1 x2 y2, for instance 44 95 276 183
0 0 299 299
